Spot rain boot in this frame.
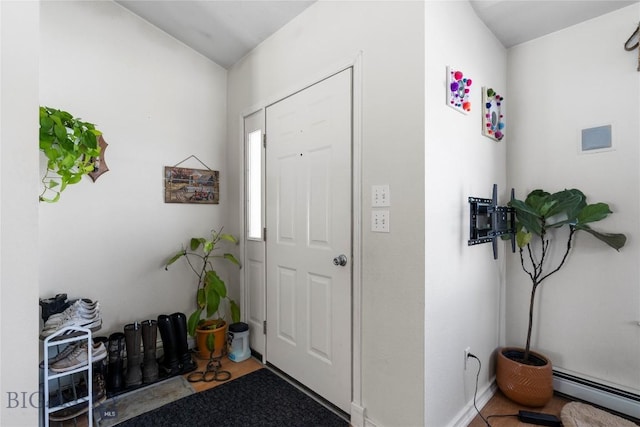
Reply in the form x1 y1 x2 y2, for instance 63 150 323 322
170 312 197 374
106 332 125 394
157 314 179 376
124 322 142 387
141 319 159 383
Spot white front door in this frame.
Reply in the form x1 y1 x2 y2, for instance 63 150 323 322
265 68 352 413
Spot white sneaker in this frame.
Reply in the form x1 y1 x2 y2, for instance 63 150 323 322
40 309 102 339
44 300 99 328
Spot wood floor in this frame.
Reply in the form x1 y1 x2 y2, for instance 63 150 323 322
183 353 264 393
468 390 571 426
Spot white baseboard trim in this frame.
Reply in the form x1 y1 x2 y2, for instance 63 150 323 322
553 372 640 420
449 380 498 427
350 402 366 427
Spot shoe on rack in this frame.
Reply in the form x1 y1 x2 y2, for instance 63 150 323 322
40 303 102 340
92 340 107 363
40 338 107 369
43 299 99 328
39 293 69 323
49 372 106 422
50 342 89 373
40 342 77 369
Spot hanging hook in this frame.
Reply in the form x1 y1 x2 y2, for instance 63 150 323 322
624 22 639 71
624 23 639 51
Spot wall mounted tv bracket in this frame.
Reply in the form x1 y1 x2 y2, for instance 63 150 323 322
468 184 516 260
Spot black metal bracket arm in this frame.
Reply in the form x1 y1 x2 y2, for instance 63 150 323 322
468 184 516 260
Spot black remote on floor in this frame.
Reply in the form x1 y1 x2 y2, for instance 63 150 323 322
517 410 562 426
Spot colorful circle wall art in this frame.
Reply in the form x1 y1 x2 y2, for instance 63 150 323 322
447 66 472 114
482 87 505 141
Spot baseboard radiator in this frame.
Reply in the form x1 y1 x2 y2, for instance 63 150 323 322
553 371 640 420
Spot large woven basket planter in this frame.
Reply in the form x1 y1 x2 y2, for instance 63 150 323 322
496 347 553 407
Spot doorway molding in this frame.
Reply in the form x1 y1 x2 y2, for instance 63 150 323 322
238 51 364 426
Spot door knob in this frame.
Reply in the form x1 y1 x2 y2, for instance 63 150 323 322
333 254 348 267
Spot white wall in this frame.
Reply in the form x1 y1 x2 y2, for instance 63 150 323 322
506 4 640 394
425 2 507 426
227 2 425 426
0 2 40 425
39 1 230 336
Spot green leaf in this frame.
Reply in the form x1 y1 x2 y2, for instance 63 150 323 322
575 224 626 250
53 124 68 142
197 287 206 308
205 270 226 298
165 250 186 268
190 238 205 251
511 199 543 235
205 286 220 318
203 240 214 253
230 300 240 323
223 253 241 267
187 309 202 336
206 332 216 352
220 233 239 244
576 203 612 225
516 230 532 248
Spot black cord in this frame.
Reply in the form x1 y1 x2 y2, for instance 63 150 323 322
468 353 520 426
468 354 492 427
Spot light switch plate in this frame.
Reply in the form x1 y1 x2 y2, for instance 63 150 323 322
372 210 389 232
372 185 390 207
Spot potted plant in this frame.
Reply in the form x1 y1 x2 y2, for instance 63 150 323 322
165 228 241 359
497 188 626 406
39 106 102 203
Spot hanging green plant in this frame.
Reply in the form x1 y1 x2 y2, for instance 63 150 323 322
39 106 102 202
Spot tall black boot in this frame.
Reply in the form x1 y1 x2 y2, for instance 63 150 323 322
141 319 159 383
157 314 179 376
106 332 125 394
170 312 197 374
124 322 142 388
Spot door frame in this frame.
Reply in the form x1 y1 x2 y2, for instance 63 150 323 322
238 53 364 424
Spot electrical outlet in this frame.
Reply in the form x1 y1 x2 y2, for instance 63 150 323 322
464 347 471 370
372 210 390 232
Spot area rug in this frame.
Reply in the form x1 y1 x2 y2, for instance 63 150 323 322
561 402 638 427
95 376 196 426
116 368 349 427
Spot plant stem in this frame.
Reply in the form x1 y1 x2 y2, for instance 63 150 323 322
522 226 576 363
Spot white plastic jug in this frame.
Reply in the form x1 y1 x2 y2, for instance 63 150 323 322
228 322 250 362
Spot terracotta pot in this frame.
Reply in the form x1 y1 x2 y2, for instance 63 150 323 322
496 347 554 407
195 320 227 360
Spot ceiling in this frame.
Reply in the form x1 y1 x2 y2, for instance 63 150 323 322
469 0 638 48
115 0 316 68
116 0 639 69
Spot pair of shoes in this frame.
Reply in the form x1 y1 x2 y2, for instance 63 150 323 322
42 299 99 328
49 340 107 373
40 337 107 369
39 293 70 322
49 373 106 422
40 299 102 339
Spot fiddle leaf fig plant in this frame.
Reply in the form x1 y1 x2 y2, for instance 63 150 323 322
165 228 241 336
510 189 626 363
39 106 102 203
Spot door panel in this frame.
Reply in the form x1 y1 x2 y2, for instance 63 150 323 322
266 69 352 413
243 110 266 356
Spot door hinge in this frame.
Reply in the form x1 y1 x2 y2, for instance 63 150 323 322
263 133 266 148
263 227 266 242
263 320 267 335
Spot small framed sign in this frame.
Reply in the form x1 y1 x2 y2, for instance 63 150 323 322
164 166 219 204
